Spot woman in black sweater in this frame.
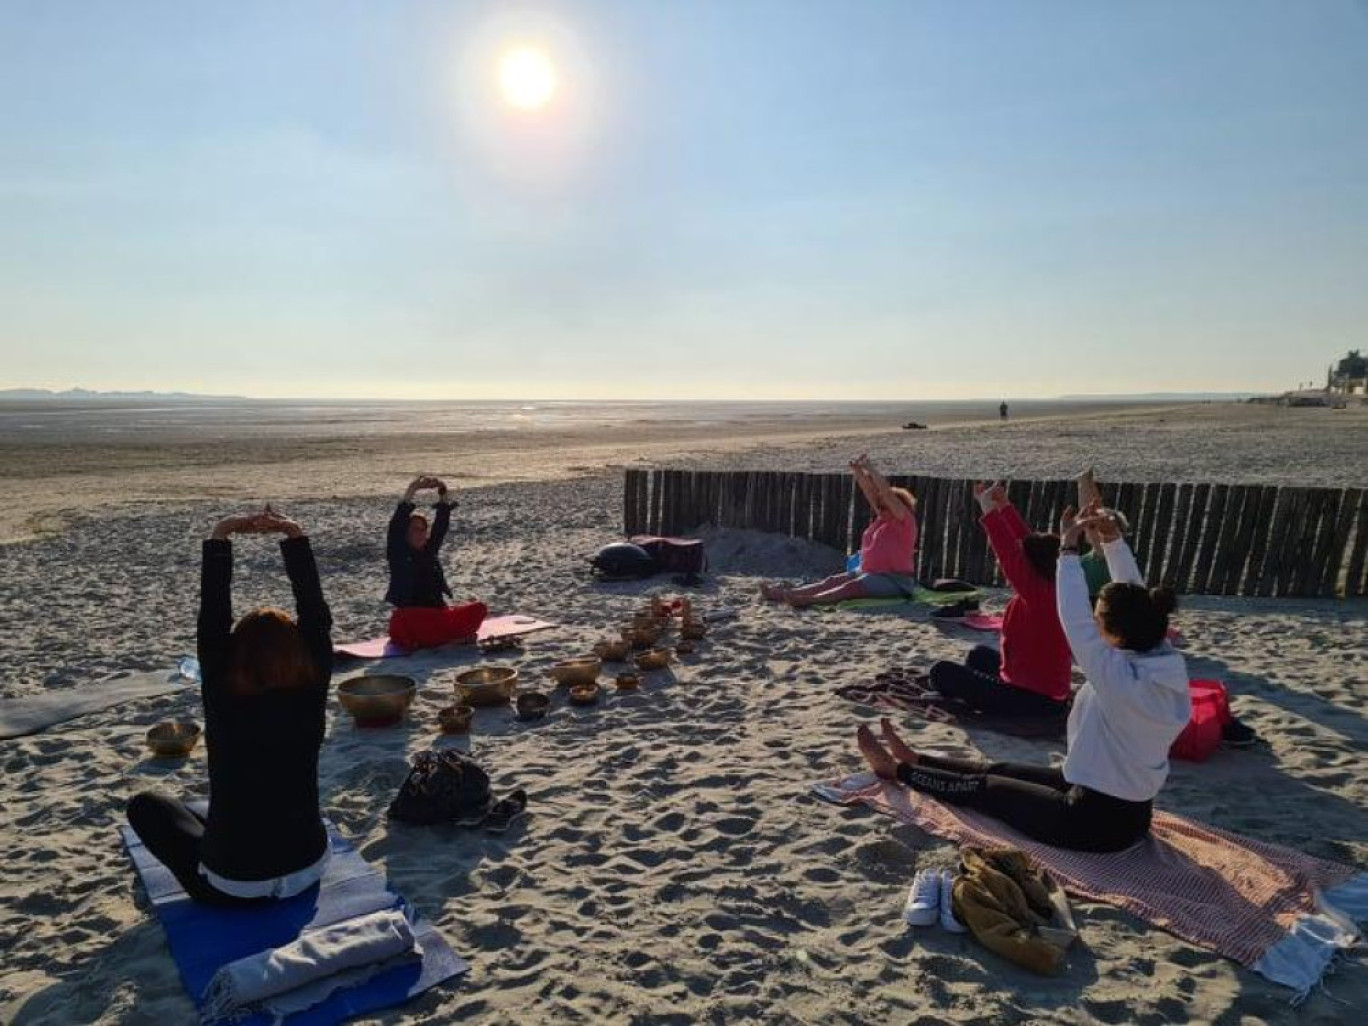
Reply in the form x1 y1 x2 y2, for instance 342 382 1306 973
126 507 333 904
384 476 487 650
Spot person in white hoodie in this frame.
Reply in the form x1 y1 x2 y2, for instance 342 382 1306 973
855 501 1191 853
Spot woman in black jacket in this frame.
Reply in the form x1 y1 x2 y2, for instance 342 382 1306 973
126 507 333 904
384 476 486 650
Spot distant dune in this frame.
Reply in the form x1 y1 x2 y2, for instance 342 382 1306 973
0 388 243 401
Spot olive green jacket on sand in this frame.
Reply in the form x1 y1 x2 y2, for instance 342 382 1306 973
951 846 1079 975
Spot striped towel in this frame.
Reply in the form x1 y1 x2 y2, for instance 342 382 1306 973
812 771 1368 1000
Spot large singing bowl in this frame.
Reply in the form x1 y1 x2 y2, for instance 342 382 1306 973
454 666 519 708
337 674 417 727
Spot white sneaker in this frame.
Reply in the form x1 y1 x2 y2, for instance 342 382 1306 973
938 869 967 933
903 869 940 927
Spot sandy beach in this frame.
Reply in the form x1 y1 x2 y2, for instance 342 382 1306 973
1 401 1366 1025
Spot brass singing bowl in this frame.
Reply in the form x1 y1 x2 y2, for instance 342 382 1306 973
337 674 417 727
549 658 601 687
145 720 201 758
437 703 475 734
614 672 641 691
634 648 673 671
453 666 519 708
593 638 632 662
620 624 661 647
569 681 602 706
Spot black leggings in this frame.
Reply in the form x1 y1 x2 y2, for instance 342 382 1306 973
895 753 1152 853
929 646 1067 717
127 792 267 906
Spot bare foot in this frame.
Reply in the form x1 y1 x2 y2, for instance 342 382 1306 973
856 724 899 781
760 583 786 602
879 717 919 765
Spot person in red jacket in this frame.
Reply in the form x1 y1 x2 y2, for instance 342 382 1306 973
926 482 1071 715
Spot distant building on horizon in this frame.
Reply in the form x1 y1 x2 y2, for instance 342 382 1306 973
1327 350 1367 398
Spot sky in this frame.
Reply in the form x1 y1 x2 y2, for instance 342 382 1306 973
1 0 1366 400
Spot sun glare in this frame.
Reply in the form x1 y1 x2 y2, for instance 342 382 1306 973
498 46 557 111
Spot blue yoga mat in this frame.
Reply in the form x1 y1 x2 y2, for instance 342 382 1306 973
121 820 467 1025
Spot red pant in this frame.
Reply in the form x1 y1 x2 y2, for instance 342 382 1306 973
388 603 488 651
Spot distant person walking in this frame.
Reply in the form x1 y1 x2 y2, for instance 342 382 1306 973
999 401 1009 422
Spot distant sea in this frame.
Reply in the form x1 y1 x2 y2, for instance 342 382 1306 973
0 396 1182 444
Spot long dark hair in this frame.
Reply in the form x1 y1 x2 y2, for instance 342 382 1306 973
226 608 316 695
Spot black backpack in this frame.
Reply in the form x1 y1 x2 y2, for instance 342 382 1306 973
388 749 492 825
589 542 657 581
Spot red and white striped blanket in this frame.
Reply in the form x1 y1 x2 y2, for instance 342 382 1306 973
813 772 1366 993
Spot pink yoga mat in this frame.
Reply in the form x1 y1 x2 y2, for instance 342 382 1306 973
962 613 1005 632
334 615 556 660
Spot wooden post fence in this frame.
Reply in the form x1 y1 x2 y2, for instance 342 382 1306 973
622 469 1368 599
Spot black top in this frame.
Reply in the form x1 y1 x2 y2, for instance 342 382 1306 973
197 537 333 882
384 500 453 608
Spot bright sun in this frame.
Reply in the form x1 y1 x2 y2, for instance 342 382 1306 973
498 46 557 111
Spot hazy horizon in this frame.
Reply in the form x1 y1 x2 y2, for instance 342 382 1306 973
2 1 1365 400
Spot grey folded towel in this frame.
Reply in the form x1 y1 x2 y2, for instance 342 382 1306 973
201 908 420 1024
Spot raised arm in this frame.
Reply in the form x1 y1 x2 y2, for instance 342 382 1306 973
425 478 455 552
1099 537 1143 586
198 540 235 683
388 478 428 557
850 461 881 513
1057 508 1136 697
981 506 1042 597
387 502 413 557
1056 552 1132 689
973 482 1037 596
976 481 1030 540
198 514 260 695
1073 504 1143 586
852 455 909 521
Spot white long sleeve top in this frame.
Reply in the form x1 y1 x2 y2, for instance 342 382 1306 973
1057 538 1191 802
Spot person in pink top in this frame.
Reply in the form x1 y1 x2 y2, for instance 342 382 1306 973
762 454 918 607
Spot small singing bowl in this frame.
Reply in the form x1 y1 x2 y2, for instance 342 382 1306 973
680 622 707 640
615 672 641 691
437 703 475 734
337 674 417 728
145 720 201 759
675 640 696 656
516 691 551 721
621 625 660 646
453 666 519 708
549 657 601 687
635 647 673 672
593 638 632 662
568 681 602 706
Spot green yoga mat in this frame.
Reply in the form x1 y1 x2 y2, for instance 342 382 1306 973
816 587 981 612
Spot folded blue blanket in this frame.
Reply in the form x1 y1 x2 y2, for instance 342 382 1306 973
122 820 466 1025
